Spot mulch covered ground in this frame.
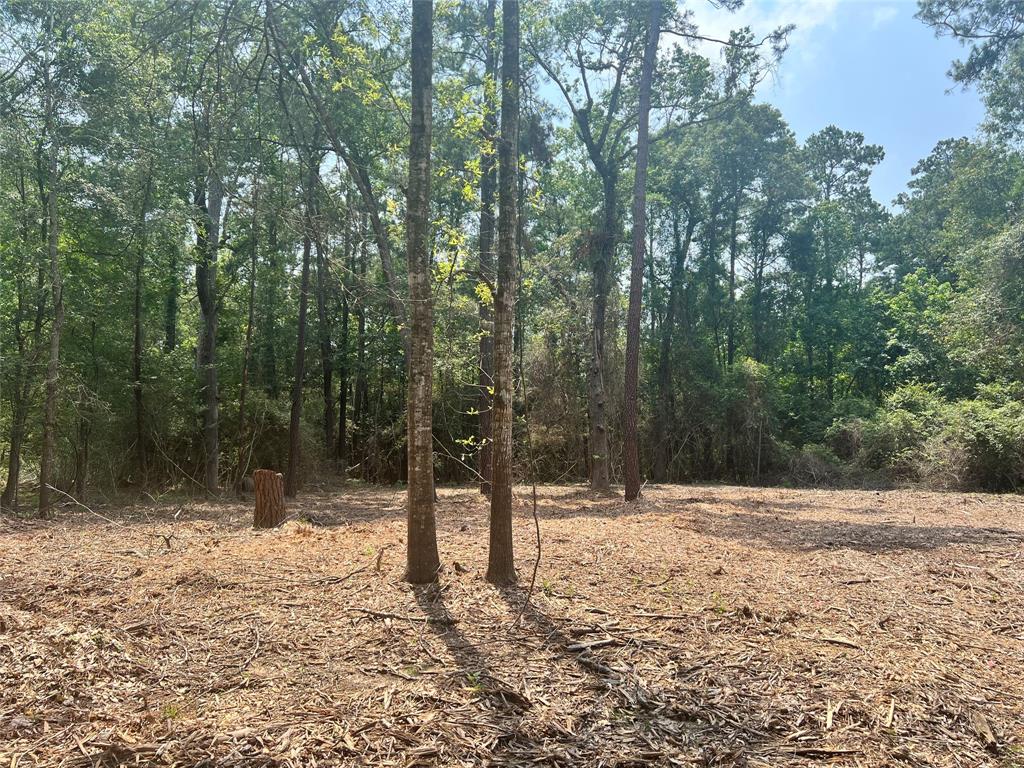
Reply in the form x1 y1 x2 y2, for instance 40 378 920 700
1 484 1022 767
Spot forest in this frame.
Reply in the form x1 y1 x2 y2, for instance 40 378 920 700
1 0 1023 765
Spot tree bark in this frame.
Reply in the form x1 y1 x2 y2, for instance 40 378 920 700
652 213 695 482
475 0 498 498
195 167 223 495
253 469 286 528
404 0 441 584
314 228 335 456
486 0 519 585
236 186 259 487
285 158 316 498
726 192 740 367
163 251 178 352
587 178 616 494
38 37 63 516
132 172 154 482
1 174 44 513
353 213 369 477
623 0 661 502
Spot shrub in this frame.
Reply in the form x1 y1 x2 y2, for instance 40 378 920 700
922 396 1024 491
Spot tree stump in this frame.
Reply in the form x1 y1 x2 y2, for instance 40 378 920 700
253 469 286 529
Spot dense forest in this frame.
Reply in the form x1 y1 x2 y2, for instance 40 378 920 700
1 0 1022 523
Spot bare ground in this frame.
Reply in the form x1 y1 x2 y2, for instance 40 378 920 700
1 484 1022 767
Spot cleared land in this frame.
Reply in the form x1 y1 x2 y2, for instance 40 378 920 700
1 484 1022 767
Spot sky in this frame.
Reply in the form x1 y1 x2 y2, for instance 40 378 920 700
689 0 988 206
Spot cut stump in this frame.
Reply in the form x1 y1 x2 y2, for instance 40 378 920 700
253 469 286 529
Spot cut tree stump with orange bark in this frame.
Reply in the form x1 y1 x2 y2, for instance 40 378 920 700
253 469 286 528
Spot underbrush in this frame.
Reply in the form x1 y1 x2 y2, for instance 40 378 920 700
812 384 1024 491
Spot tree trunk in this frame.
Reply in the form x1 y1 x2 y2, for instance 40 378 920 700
353 213 369 476
164 252 178 352
236 187 259 487
195 167 223 495
477 0 498 497
652 212 695 483
404 0 441 584
132 173 153 483
486 0 519 585
587 177 616 494
622 0 661 502
285 158 315 499
74 385 89 501
253 469 286 528
314 229 334 455
38 88 63 516
727 191 740 367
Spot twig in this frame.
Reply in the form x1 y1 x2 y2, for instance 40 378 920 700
44 485 126 528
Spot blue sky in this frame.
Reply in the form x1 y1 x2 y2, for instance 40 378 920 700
690 0 987 206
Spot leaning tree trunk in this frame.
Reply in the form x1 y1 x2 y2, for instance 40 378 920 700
476 0 498 497
623 0 662 502
253 469 286 528
404 0 441 584
486 0 519 585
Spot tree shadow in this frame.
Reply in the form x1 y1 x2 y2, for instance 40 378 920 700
682 508 1024 553
411 583 533 711
491 584 790 763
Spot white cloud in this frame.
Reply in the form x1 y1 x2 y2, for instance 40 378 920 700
683 0 842 95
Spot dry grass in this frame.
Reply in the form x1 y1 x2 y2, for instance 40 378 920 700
1 483 1022 767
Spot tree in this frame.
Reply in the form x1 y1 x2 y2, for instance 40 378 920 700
622 0 661 502
486 0 520 585
37 3 63 515
405 0 441 584
477 0 498 497
285 156 317 498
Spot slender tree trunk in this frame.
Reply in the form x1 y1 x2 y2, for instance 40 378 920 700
132 173 153 482
486 0 519 585
236 188 259 487
477 0 498 497
314 230 334 455
404 0 441 583
336 212 351 469
74 385 89 500
261 209 281 397
353 213 369 475
195 167 223 495
652 212 695 483
164 252 178 352
38 48 63 515
1 179 43 512
727 192 740 367
337 279 349 470
751 230 768 363
623 0 661 502
286 158 316 498
587 176 616 494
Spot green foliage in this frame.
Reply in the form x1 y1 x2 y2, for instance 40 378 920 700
1 0 1023 508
